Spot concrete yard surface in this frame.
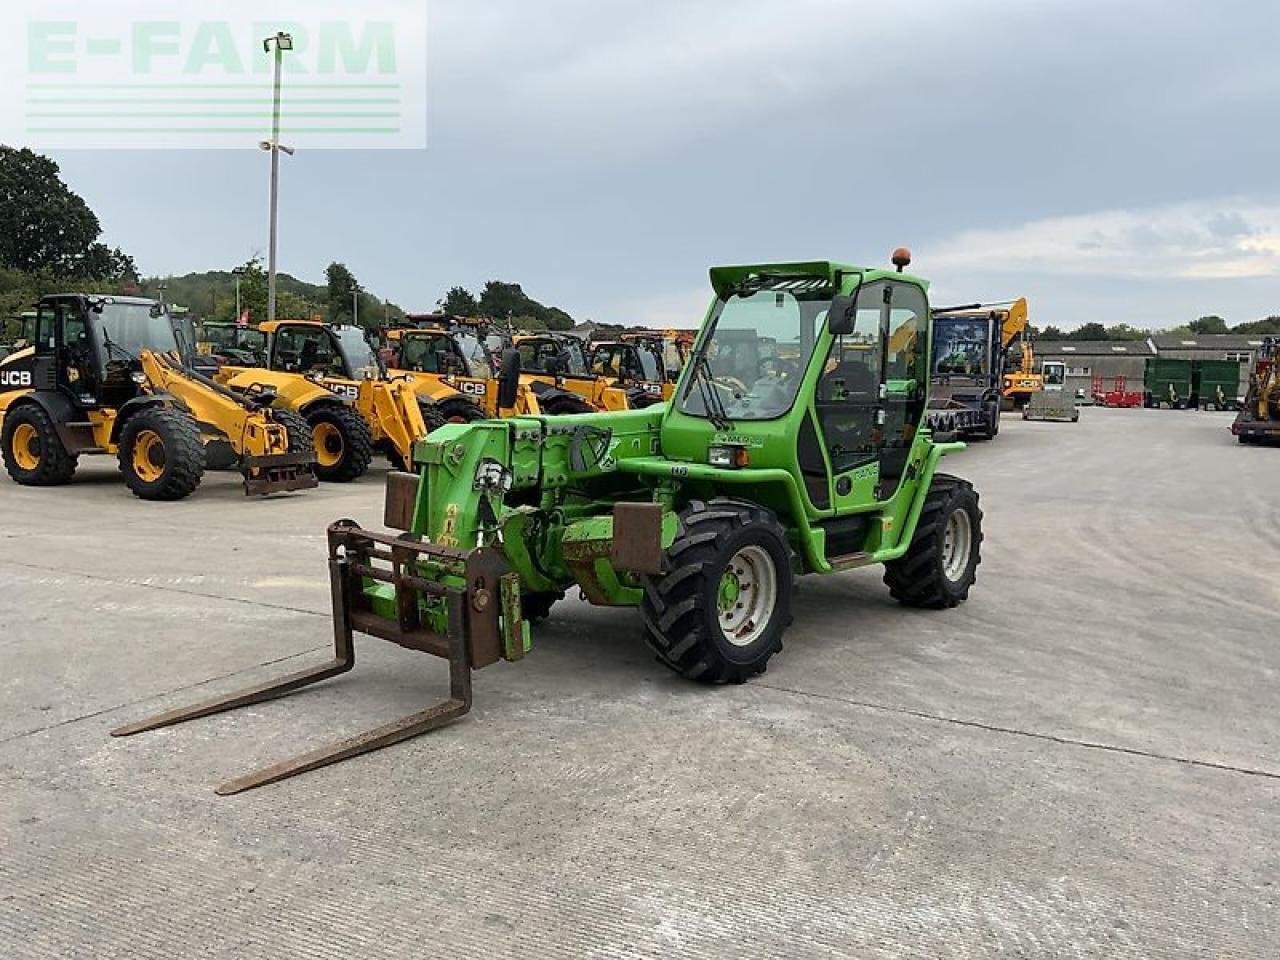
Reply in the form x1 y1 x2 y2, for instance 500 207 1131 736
0 409 1276 958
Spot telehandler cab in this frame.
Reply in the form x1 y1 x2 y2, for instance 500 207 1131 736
386 326 634 417
0 295 316 500
215 320 435 479
115 253 983 793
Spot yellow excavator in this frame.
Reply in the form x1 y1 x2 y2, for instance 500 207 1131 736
0 295 315 500
998 298 1043 409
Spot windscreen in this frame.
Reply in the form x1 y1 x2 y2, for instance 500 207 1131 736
96 301 178 355
333 326 381 379
931 315 991 378
678 283 827 421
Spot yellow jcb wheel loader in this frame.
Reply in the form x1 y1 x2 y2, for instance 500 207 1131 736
0 295 316 500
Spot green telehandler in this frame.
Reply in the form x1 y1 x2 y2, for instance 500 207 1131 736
114 251 984 794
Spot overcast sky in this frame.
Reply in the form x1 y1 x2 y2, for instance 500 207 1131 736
47 0 1280 330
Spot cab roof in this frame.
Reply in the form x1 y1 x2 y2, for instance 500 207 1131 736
708 260 927 296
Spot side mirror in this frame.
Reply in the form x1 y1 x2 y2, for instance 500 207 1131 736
497 347 521 410
828 294 855 336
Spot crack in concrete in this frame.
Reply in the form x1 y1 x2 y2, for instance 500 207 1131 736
4 560 1276 783
755 681 1280 781
0 559 329 619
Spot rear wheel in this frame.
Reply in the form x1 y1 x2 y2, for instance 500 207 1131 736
543 394 594 416
883 474 982 609
118 406 205 501
437 396 485 424
522 591 564 624
2 404 77 486
306 404 372 482
641 499 793 684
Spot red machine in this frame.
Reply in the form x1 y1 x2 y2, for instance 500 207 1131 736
1091 374 1142 408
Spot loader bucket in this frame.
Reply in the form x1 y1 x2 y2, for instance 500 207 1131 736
241 451 320 495
111 520 527 794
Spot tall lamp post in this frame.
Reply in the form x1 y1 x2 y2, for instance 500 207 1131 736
352 282 362 328
260 31 294 324
231 265 247 321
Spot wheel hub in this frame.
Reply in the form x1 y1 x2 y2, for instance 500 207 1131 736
941 508 973 582
717 545 778 647
12 422 40 470
132 430 166 483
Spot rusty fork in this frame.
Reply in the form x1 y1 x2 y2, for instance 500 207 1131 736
110 522 502 796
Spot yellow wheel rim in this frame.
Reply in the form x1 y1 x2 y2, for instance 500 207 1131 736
313 422 344 468
12 423 40 471
131 429 166 483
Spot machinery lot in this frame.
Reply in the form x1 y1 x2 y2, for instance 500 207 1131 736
1 410 1275 958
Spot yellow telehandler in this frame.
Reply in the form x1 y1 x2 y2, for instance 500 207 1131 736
214 320 433 479
0 295 315 500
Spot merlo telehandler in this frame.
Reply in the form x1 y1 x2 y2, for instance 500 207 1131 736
215 320 435 479
0 295 316 500
115 253 983 793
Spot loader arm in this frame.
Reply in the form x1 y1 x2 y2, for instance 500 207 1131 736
358 377 430 467
139 350 317 494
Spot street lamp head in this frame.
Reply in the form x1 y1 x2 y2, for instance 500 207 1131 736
263 31 294 53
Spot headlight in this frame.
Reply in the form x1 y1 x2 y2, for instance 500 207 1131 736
708 444 749 468
131 372 148 384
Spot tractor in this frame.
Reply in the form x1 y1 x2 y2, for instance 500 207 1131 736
214 320 433 479
114 253 984 794
0 295 316 500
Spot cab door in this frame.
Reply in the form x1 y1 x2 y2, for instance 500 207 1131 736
814 279 929 515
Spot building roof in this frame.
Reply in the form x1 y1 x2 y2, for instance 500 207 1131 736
1147 333 1268 350
1035 340 1156 356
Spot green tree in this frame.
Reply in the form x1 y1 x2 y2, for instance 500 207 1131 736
1069 322 1108 340
326 261 359 325
478 280 526 320
1039 325 1065 340
1232 315 1280 335
238 258 268 323
1188 315 1228 335
439 285 480 316
0 147 137 281
1103 323 1149 341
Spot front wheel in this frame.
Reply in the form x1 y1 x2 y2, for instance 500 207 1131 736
641 499 793 684
306 404 373 482
883 474 982 609
118 406 205 501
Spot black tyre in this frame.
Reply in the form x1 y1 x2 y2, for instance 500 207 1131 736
271 408 315 458
522 591 563 624
543 394 595 416
1 404 77 486
437 396 485 424
385 401 444 471
420 400 448 433
306 404 373 482
118 406 205 501
883 473 982 609
641 498 793 684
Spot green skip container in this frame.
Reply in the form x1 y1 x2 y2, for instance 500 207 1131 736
1144 357 1193 409
1192 359 1241 410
